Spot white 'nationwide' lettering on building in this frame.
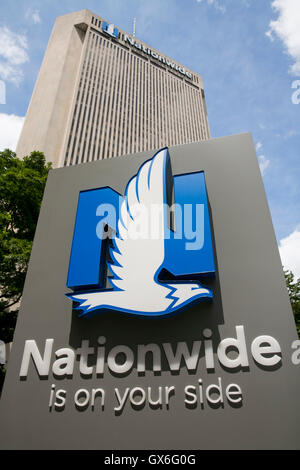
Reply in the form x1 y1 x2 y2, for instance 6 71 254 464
124 35 192 79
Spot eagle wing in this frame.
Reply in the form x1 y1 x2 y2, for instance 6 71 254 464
108 148 170 291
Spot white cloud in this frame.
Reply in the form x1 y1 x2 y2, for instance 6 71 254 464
196 0 226 14
266 0 300 76
0 113 24 151
26 9 41 24
32 10 41 24
256 144 270 175
0 27 29 85
284 129 300 139
0 62 24 84
0 80 5 104
0 27 28 65
279 228 300 280
258 155 270 175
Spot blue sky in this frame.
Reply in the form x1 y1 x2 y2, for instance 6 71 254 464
0 0 299 277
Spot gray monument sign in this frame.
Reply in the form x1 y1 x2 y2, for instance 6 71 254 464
0 134 299 449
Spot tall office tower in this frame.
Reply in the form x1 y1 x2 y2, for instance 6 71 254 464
16 10 210 168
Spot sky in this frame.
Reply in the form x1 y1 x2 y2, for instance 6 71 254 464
0 0 299 278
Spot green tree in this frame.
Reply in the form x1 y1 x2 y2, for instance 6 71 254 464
284 269 300 338
0 149 51 391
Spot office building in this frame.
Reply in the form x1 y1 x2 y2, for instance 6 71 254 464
16 9 210 168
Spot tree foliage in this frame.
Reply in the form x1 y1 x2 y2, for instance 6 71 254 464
284 270 300 338
0 148 51 333
0 149 51 392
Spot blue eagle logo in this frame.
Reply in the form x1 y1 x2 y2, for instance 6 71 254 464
67 148 214 317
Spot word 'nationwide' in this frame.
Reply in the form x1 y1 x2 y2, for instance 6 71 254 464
19 325 283 379
124 35 193 80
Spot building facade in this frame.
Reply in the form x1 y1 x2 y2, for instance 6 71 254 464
16 10 210 168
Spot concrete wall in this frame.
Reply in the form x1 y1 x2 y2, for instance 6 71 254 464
16 10 92 167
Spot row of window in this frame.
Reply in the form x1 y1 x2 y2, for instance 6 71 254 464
64 31 209 166
90 16 198 84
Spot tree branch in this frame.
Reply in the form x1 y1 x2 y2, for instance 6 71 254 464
3 295 22 310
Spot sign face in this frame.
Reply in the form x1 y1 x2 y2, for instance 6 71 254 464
0 135 299 450
67 148 215 317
